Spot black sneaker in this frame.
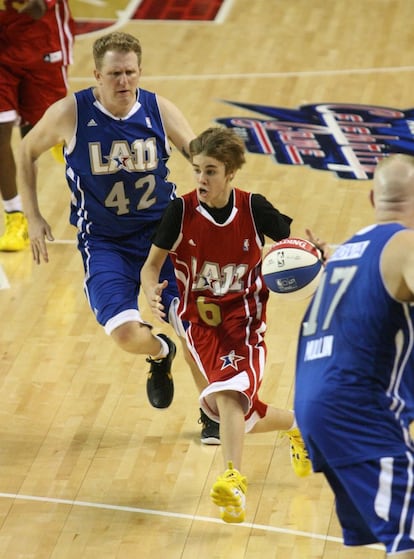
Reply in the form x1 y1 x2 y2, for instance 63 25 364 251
198 408 220 445
146 334 176 409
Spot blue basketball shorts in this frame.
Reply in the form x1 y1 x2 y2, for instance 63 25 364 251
77 231 180 335
322 454 414 554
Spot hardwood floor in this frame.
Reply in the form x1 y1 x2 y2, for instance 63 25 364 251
2 0 414 556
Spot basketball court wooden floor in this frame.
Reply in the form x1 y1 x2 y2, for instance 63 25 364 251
2 0 414 557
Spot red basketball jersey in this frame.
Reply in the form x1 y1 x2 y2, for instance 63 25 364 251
0 0 74 67
171 188 270 423
171 188 268 329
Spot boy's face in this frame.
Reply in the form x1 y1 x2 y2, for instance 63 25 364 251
192 154 233 209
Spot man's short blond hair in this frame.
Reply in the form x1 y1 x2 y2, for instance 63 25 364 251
93 32 142 69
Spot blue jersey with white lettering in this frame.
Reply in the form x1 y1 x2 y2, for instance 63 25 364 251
65 87 176 238
294 223 414 470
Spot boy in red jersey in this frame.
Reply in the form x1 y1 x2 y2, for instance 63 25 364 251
0 0 74 250
141 127 311 524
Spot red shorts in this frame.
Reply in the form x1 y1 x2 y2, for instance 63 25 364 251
0 54 68 125
186 319 269 431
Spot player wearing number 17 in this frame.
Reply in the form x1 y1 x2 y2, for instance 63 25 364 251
294 154 414 557
19 31 202 411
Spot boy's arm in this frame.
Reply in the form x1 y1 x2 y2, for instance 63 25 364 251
141 245 170 322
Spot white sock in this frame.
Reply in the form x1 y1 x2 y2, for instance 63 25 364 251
289 411 298 430
3 195 23 213
151 335 169 360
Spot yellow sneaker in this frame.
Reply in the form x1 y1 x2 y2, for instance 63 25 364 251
284 427 312 478
0 211 29 251
210 461 247 523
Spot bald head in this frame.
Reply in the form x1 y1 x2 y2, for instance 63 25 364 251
373 154 414 219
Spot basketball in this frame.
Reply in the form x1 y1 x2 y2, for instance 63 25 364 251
262 237 324 300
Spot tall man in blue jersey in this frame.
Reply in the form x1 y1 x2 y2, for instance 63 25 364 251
18 32 209 418
295 154 414 557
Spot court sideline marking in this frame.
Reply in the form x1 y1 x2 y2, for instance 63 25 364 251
70 64 414 83
0 491 383 551
0 264 10 289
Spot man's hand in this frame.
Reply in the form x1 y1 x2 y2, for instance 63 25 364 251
305 228 331 262
28 217 54 263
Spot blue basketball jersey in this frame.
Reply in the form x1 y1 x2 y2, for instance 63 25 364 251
65 87 176 237
294 223 414 470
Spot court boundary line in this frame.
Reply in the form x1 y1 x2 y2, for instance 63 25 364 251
70 65 414 83
0 264 10 289
0 491 384 551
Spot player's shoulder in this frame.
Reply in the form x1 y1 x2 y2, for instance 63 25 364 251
155 93 173 108
374 225 414 301
385 227 414 252
163 197 184 220
250 191 271 207
73 87 95 103
250 191 287 217
44 92 75 120
137 87 156 103
155 93 185 120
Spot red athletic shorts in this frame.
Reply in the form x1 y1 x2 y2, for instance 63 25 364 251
0 53 69 125
186 319 269 431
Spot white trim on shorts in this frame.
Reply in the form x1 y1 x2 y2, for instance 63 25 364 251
168 297 186 338
199 371 262 433
104 309 152 335
0 110 18 124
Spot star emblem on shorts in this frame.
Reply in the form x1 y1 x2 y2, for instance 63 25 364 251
220 350 244 371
